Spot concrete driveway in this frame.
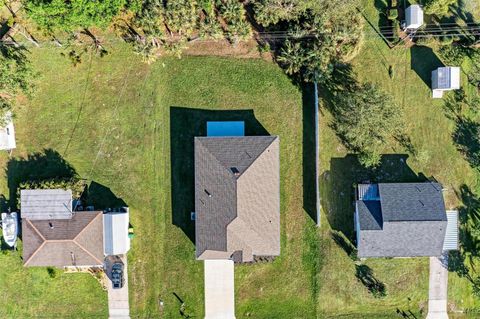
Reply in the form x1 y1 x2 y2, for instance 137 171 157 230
426 255 449 319
204 259 235 319
106 255 130 319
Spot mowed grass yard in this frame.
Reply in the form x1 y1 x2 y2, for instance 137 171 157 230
2 8 480 318
315 1 480 318
0 45 319 318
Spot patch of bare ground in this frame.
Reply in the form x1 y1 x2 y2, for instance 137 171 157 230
182 38 273 61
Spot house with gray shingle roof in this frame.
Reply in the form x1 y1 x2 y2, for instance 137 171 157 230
194 134 280 263
355 182 458 258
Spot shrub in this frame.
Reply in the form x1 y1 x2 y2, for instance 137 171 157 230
47 267 59 278
388 9 398 20
18 178 86 203
164 0 198 38
423 0 457 17
331 82 404 168
438 45 471 65
216 0 252 42
439 35 454 46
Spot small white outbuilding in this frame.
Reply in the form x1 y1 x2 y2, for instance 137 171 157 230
405 4 424 30
0 111 16 151
103 208 131 256
432 66 461 98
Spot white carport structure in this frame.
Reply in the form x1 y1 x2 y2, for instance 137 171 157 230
0 112 16 151
103 208 131 256
405 5 424 30
432 67 461 98
204 260 235 319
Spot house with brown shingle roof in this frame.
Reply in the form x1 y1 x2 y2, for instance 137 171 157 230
22 210 104 267
21 188 131 268
194 134 280 263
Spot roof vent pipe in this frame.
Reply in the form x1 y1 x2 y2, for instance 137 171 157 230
231 167 240 177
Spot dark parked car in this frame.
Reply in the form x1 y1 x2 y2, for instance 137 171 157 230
111 262 124 289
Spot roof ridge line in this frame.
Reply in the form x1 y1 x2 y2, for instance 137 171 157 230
73 211 102 241
72 238 104 265
24 240 46 266
26 219 47 241
197 138 238 181
237 136 277 179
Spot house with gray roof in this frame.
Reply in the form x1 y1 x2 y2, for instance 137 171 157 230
194 133 280 263
355 182 458 258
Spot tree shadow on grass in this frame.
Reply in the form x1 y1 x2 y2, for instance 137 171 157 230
81 181 126 210
410 46 444 88
451 185 480 276
6 149 126 212
331 230 358 261
355 264 387 298
321 154 424 242
6 149 77 209
169 107 269 244
452 118 480 169
452 0 476 25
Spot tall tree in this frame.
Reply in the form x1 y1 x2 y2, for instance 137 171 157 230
0 46 36 123
255 0 363 82
331 82 402 167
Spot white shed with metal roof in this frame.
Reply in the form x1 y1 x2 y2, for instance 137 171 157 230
103 208 130 256
20 189 73 220
0 112 16 151
432 67 461 98
405 5 424 30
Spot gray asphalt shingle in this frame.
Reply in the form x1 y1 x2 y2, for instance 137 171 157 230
194 136 280 262
356 182 448 258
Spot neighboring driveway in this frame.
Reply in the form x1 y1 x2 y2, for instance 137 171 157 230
426 255 449 319
204 259 235 319
106 255 130 319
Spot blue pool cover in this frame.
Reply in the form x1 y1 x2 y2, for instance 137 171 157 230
207 121 245 137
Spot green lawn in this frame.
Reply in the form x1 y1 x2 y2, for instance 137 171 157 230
1 3 480 317
0 45 319 318
0 241 107 318
315 1 480 318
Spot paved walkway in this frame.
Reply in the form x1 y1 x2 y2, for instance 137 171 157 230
426 255 449 319
106 255 130 319
204 259 235 319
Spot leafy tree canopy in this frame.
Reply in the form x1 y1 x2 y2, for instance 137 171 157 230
253 0 317 26
331 82 402 167
0 46 36 122
422 0 457 17
270 0 363 82
23 0 128 32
